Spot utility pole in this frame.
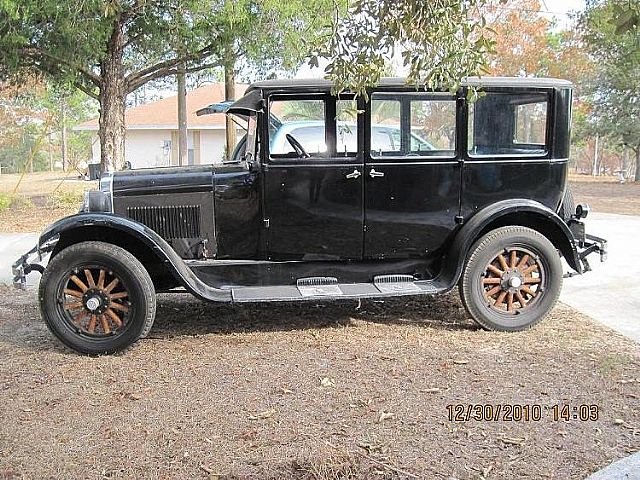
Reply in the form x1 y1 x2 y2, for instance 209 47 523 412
177 62 188 166
224 46 236 162
61 100 68 172
592 135 600 177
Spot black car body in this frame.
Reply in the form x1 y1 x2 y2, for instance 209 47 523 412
13 77 607 354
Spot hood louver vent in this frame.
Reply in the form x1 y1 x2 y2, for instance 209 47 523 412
127 205 201 239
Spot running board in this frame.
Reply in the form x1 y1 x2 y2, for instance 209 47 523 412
231 277 443 303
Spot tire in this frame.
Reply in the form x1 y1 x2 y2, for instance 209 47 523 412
459 226 562 332
39 241 156 354
558 187 575 222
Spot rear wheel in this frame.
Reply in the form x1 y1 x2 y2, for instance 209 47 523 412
459 226 562 331
39 241 156 354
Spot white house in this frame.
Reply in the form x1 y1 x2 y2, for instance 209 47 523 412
75 83 246 169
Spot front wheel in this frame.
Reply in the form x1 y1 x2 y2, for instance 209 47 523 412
459 226 562 332
39 241 156 354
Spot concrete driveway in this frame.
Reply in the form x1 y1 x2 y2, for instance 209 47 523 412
0 233 39 286
0 212 637 341
560 212 640 343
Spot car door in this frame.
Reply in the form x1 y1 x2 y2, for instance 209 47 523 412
364 92 462 259
262 94 364 261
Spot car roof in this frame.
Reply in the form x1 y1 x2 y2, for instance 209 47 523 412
249 76 573 91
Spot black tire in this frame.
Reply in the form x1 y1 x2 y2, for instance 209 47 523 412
459 226 562 332
558 187 575 222
39 241 156 354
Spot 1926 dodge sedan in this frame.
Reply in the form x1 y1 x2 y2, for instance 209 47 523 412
13 77 607 354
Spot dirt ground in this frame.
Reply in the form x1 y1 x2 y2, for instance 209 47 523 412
0 171 94 232
0 287 638 479
569 174 640 216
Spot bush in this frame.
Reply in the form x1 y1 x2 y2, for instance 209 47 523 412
0 192 12 212
48 189 84 209
0 193 33 212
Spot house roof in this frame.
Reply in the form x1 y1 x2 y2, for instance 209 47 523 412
75 83 247 131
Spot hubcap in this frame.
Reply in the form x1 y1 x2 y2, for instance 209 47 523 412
482 248 544 314
60 267 130 336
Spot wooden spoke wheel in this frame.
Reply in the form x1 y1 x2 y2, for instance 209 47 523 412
481 247 543 314
39 241 156 355
459 226 562 332
60 267 130 337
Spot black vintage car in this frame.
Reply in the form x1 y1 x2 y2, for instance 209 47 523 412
13 77 607 354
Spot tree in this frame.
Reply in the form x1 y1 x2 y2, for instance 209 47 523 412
0 1 227 171
317 1 495 96
580 0 640 181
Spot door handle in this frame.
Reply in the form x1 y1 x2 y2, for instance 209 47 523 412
369 168 385 178
345 169 361 179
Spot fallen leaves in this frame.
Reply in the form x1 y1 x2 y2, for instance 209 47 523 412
248 408 276 421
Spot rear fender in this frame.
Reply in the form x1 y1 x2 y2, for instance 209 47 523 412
437 199 580 288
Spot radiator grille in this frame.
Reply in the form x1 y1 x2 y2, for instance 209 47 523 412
127 205 201 239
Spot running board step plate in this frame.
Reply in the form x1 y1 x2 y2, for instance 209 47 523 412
297 277 343 297
374 274 421 294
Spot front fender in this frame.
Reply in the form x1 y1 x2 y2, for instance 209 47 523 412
39 213 232 302
437 199 581 288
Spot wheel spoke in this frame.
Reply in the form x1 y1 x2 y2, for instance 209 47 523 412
70 275 88 293
97 269 106 289
487 264 503 276
109 291 128 300
522 285 537 297
64 288 83 298
485 285 502 297
99 315 111 334
87 315 97 333
515 290 527 307
63 301 83 310
482 277 501 285
497 254 509 271
510 250 517 268
110 302 129 313
72 310 90 324
104 278 119 294
516 254 530 269
507 292 514 313
524 277 541 284
522 264 538 275
494 291 508 307
84 269 96 288
105 308 123 328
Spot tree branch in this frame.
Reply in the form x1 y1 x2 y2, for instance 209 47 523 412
125 45 217 90
21 46 102 87
127 61 220 92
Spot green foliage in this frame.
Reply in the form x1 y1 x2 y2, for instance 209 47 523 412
580 0 640 154
316 1 494 97
48 189 84 209
0 192 13 212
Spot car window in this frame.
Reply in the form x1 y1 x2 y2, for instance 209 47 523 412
370 94 456 158
269 98 326 158
336 99 358 156
468 92 549 157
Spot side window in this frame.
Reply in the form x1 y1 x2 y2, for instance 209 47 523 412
336 99 358 156
410 99 456 156
269 98 326 157
370 97 401 156
370 94 456 157
468 92 549 157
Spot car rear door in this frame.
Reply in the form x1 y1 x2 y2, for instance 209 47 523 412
364 91 462 259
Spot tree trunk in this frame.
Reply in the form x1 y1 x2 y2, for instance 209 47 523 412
635 147 640 182
61 102 68 171
224 50 236 162
98 22 126 173
177 63 188 166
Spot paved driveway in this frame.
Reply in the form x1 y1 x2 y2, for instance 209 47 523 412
0 233 39 286
0 212 637 341
560 212 640 343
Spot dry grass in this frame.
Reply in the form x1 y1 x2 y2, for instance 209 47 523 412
569 174 640 216
0 171 96 232
1 287 638 479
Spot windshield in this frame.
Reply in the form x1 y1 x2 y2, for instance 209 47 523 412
229 112 258 164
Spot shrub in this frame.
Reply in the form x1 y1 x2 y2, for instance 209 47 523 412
48 190 85 209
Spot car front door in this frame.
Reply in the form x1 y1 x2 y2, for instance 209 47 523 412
364 92 462 259
262 94 364 261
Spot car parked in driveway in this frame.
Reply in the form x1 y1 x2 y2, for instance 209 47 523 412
13 77 607 354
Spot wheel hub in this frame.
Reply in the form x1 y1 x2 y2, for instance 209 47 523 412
501 269 524 292
82 288 110 315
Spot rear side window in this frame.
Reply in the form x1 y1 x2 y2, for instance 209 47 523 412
269 98 327 157
370 93 456 158
468 92 549 157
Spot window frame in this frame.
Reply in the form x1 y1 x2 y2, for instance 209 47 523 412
465 89 553 160
367 91 458 162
